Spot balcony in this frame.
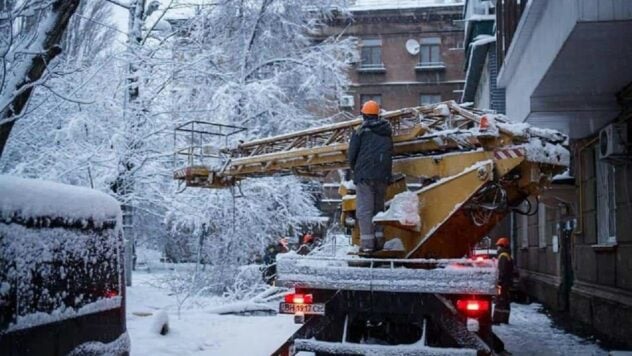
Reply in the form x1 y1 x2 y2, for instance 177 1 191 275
357 63 386 73
415 62 446 71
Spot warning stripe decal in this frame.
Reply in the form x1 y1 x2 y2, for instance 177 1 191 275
494 148 524 160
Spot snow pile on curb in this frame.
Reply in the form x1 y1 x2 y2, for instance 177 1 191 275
373 191 420 228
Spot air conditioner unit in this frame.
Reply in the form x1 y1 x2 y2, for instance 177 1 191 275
599 122 629 161
340 95 355 108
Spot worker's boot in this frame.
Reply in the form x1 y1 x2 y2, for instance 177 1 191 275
360 235 375 252
375 231 385 251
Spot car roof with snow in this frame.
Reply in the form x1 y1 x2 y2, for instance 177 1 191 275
0 175 120 226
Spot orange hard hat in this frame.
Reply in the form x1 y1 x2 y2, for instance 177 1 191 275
480 115 490 130
361 100 380 116
496 237 510 248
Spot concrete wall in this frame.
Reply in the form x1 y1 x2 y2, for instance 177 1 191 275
569 124 632 346
515 122 632 346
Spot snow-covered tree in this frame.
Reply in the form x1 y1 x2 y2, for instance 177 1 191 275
168 0 356 137
0 0 82 156
1 0 354 294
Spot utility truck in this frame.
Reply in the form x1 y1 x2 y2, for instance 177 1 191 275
173 101 569 355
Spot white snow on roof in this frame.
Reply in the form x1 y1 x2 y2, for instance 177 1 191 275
0 175 120 223
349 0 464 11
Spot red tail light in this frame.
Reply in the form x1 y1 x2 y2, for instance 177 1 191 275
456 299 490 318
104 290 118 298
284 293 313 304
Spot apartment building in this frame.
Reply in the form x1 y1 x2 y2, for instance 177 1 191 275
320 0 466 114
493 0 632 347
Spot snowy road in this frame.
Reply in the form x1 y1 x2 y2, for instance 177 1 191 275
494 303 606 355
126 272 299 355
126 271 607 355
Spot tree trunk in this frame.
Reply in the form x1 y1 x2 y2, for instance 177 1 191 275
0 0 82 157
119 0 146 287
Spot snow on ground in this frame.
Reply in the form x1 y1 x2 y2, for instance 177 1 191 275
127 269 606 355
494 303 607 356
126 271 299 356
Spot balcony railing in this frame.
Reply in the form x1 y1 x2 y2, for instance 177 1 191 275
357 63 386 72
415 61 446 71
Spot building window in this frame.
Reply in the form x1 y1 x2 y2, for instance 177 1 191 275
360 39 383 69
538 203 557 248
420 94 441 105
419 37 442 67
595 148 617 244
360 94 382 107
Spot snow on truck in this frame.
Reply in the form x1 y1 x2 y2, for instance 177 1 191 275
173 101 569 355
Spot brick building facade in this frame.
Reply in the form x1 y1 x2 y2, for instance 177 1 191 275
320 1 465 114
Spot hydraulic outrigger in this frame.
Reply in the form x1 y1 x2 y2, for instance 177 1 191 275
173 101 569 354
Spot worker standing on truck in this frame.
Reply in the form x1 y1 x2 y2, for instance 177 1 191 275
493 237 513 324
348 100 393 252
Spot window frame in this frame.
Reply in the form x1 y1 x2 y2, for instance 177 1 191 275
420 94 442 105
360 94 382 107
359 38 384 70
594 147 617 245
418 37 443 67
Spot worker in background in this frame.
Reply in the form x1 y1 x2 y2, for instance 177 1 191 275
493 237 513 324
348 100 393 252
297 233 314 255
262 237 289 284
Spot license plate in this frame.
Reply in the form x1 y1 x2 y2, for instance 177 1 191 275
279 302 325 315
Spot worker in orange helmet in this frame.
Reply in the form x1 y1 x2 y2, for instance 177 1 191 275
297 232 314 255
493 237 513 324
348 100 393 253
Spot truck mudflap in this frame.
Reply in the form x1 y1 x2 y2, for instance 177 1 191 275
276 254 497 295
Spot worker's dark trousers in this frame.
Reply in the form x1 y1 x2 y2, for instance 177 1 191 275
493 284 511 324
356 181 387 250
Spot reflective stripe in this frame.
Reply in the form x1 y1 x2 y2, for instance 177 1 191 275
499 252 512 261
360 234 375 241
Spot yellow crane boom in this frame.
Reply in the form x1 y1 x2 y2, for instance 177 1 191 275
173 101 569 259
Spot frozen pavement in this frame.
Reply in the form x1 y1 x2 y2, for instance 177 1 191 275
127 271 607 355
494 303 607 355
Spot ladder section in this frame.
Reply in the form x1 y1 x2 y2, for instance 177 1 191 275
173 102 514 188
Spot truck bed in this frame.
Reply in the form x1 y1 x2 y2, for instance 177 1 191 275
276 253 497 295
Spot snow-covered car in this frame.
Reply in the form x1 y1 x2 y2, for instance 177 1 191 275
0 176 129 356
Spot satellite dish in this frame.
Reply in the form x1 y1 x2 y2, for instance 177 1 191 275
406 39 420 55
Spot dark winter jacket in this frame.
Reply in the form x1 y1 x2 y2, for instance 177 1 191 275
497 247 513 287
347 116 393 184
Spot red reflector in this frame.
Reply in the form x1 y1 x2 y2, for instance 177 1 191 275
284 293 313 304
456 299 490 317
105 290 118 298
